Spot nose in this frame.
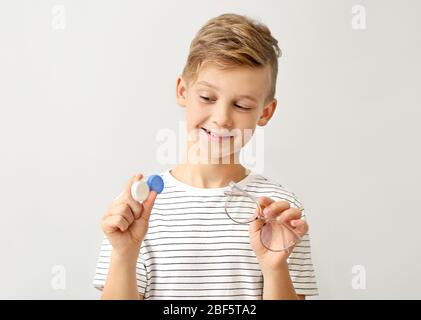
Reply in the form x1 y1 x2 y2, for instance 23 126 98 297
211 102 233 128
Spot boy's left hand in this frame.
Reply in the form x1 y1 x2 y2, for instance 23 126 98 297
249 197 308 275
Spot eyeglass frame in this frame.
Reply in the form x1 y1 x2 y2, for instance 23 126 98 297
223 181 303 252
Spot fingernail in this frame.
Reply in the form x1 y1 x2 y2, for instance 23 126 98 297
263 207 271 215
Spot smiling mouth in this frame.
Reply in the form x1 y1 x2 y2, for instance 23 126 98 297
201 127 234 140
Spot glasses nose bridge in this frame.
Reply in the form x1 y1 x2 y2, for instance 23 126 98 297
225 181 260 202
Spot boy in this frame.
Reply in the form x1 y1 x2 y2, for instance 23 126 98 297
93 13 318 300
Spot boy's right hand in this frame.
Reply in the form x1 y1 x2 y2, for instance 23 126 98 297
101 174 157 257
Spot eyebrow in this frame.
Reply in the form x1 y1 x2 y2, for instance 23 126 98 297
196 80 259 103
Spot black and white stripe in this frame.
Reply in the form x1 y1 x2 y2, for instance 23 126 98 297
93 169 318 299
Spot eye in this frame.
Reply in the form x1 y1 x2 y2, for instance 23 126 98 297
235 104 251 110
200 96 213 102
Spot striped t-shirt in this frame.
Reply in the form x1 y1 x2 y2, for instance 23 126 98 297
93 168 319 299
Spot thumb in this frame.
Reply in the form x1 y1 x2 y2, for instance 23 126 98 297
249 206 264 234
139 190 158 222
249 216 264 234
130 190 157 243
249 197 273 234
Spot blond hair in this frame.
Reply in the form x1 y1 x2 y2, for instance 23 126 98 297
182 13 281 104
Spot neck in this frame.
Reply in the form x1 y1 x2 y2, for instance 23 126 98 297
171 163 248 189
171 147 248 188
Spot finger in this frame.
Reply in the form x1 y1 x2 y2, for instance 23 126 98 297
249 206 264 234
249 217 264 235
108 173 144 216
108 203 135 225
275 207 302 223
262 200 290 219
124 173 143 194
125 174 146 218
290 219 309 235
107 194 143 220
138 190 158 222
121 193 144 219
257 196 274 210
102 215 129 233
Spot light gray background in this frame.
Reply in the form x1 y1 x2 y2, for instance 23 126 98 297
0 0 420 299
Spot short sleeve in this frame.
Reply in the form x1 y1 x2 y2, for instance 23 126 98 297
287 232 319 296
270 188 319 296
93 236 148 296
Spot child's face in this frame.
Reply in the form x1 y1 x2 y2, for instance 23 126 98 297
176 63 277 164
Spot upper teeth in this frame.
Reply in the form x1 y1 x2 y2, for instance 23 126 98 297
204 128 230 138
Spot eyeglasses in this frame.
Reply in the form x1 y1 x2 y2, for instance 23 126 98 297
224 181 303 252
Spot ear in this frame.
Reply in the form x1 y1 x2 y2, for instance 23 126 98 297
257 99 277 126
176 75 188 108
